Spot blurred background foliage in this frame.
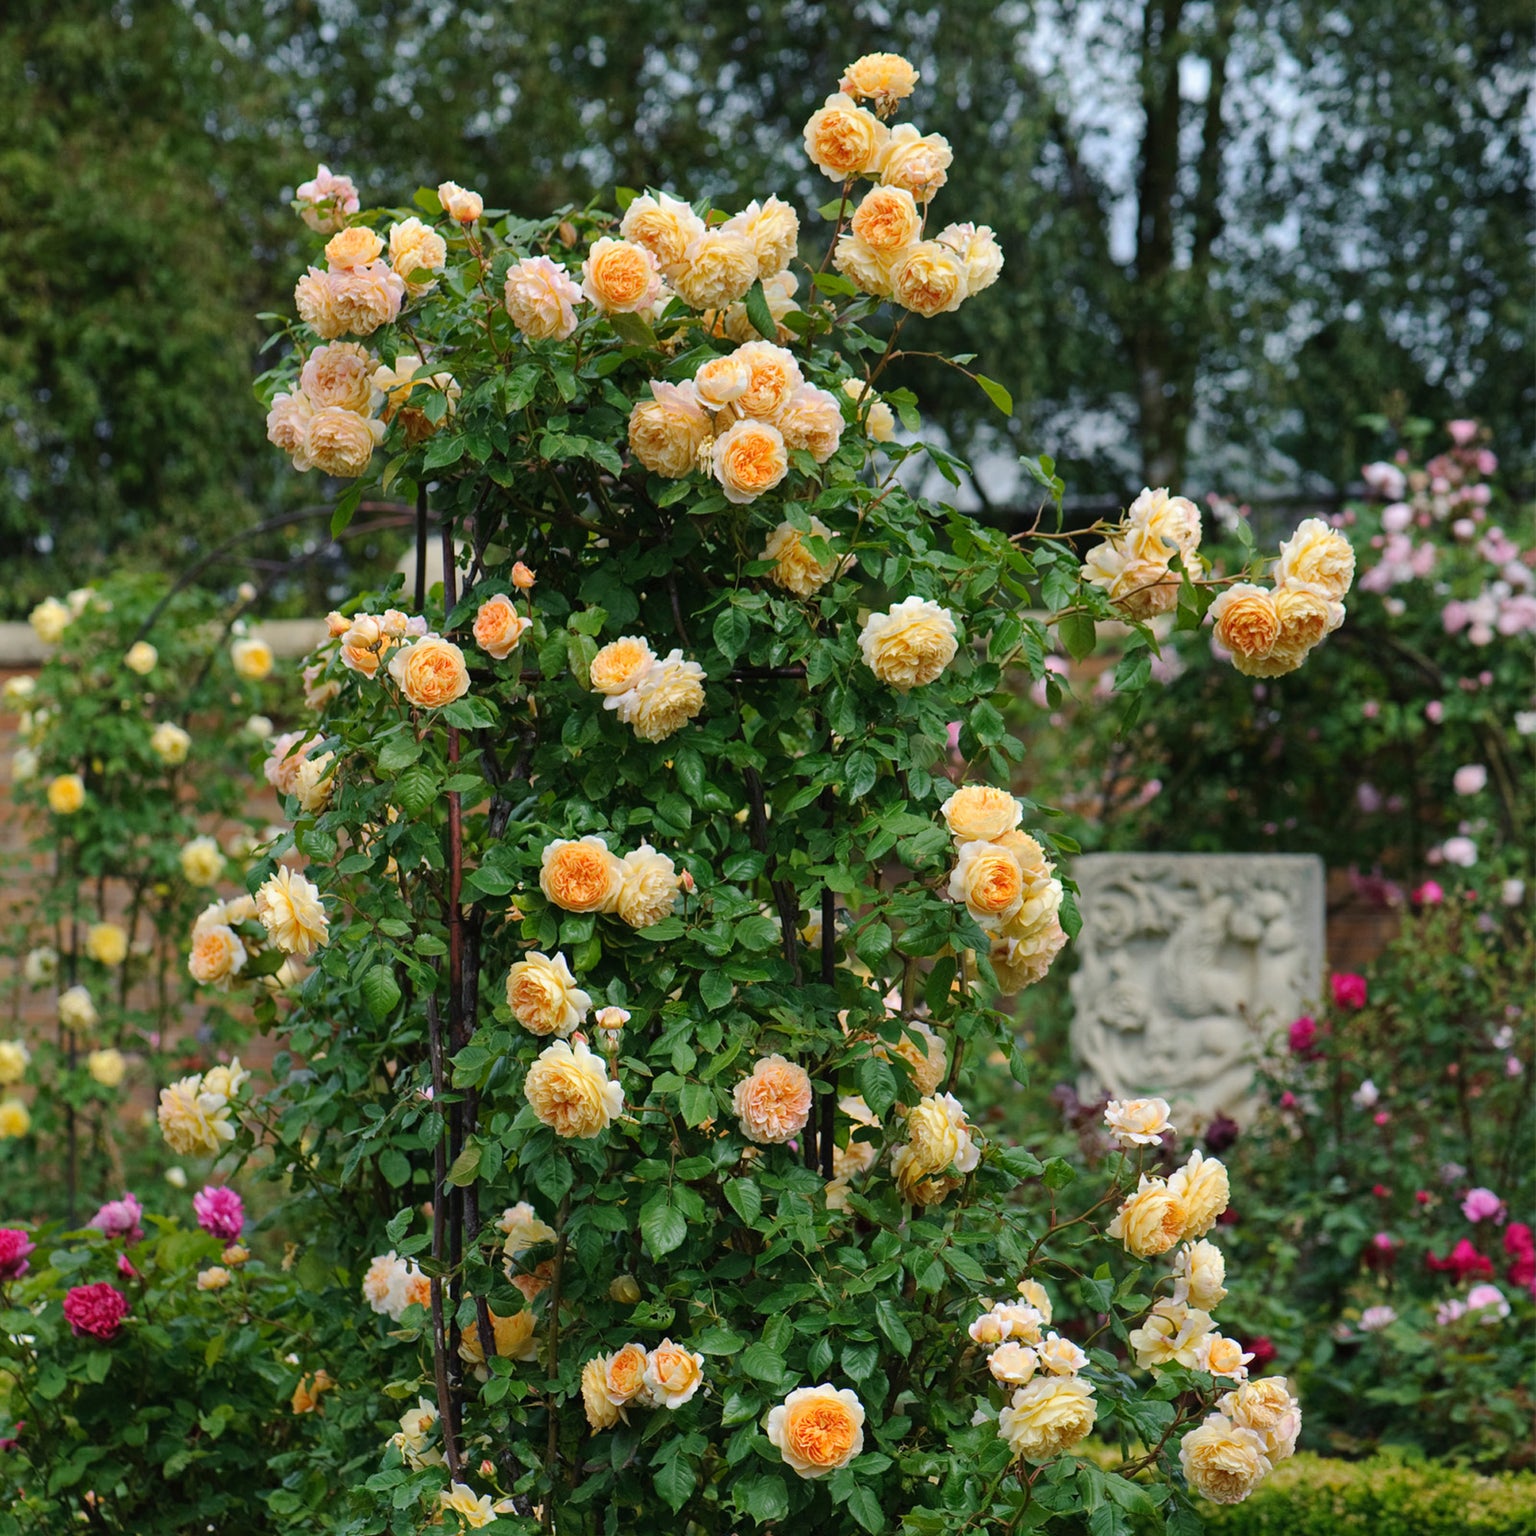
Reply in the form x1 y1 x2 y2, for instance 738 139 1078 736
1 0 1530 612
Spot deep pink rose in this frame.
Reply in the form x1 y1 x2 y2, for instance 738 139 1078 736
1412 880 1445 906
1427 1239 1494 1281
88 1193 143 1244
1288 1015 1319 1055
1331 973 1368 1010
0 1230 34 1281
192 1185 245 1242
1364 1231 1399 1270
1244 1336 1277 1369
1503 1223 1534 1257
62 1283 130 1341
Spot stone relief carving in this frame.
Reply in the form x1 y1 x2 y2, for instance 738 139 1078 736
1068 854 1325 1124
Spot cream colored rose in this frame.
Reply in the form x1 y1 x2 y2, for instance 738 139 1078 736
328 261 406 336
998 1377 1097 1464
266 391 314 457
833 232 898 298
188 922 248 989
763 516 839 597
620 191 708 279
767 1385 865 1478
892 241 967 317
505 950 590 1038
1269 585 1338 668
373 355 460 443
942 786 1022 844
1107 1175 1187 1258
58 985 97 1032
1173 1239 1228 1310
1103 1096 1174 1147
525 1038 624 1138
851 186 921 253
889 1018 948 1095
644 1339 706 1409
459 1309 538 1366
256 867 329 956
628 382 711 479
893 1092 978 1205
594 1341 649 1411
693 354 752 411
990 918 1068 994
302 406 385 478
436 181 484 222
9 748 37 784
723 195 800 280
0 1041 30 1085
324 226 384 271
124 640 157 675
503 254 583 341
388 217 448 293
150 721 192 765
1209 584 1281 670
730 340 803 421
387 635 470 710
157 1073 236 1156
1196 1333 1252 1380
472 594 532 661
29 595 71 644
540 835 623 913
673 229 759 312
180 836 227 887
1276 517 1355 602
615 842 680 928
588 637 654 697
1131 1306 1211 1376
582 1355 622 1432
230 637 274 680
294 267 345 338
733 1054 813 1144
582 236 664 314
803 94 889 180
1217 1377 1302 1461
937 222 1005 295
22 947 56 986
948 839 1027 928
712 419 789 504
775 385 845 464
607 650 707 743
1169 1149 1230 1238
1179 1415 1273 1504
988 1342 1040 1385
839 53 920 112
832 1095 881 1181
1037 1332 1089 1376
293 750 335 813
878 124 954 201
720 268 801 342
47 773 86 815
859 596 959 690
300 343 376 413
201 1057 249 1102
86 1047 126 1088
339 615 386 677
1015 1279 1054 1323
0 1101 30 1139
842 377 896 440
1082 538 1174 620
196 1266 231 1292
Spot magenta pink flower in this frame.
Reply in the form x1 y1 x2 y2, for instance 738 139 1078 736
1447 419 1479 446
1412 880 1445 906
1331 973 1368 1010
0 1230 34 1281
192 1185 244 1242
1288 1016 1319 1055
1462 1187 1503 1224
62 1282 129 1341
87 1193 143 1244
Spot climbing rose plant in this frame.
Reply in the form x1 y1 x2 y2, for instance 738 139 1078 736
237 51 1344 1535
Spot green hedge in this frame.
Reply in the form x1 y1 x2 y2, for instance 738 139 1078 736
1203 1454 1536 1535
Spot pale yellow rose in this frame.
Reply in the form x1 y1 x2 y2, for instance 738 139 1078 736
733 340 804 421
436 181 484 222
733 1054 813 1145
858 596 958 689
620 191 708 278
230 637 274 681
1103 1096 1174 1147
1107 1175 1187 1258
1217 1377 1302 1461
644 1338 706 1409
201 1058 249 1101
196 1265 232 1292
1128 1299 1215 1371
459 1308 539 1366
1266 585 1338 673
372 355 460 444
0 1041 30 1085
582 236 664 314
1209 584 1281 671
29 596 72 645
293 750 335 814
1169 1149 1230 1238
437 1482 495 1528
878 124 954 201
328 261 406 336
150 721 192 766
673 229 759 312
256 867 329 956
893 1092 979 1205
499 1200 558 1255
832 232 898 298
839 53 920 112
188 922 248 989
157 1073 236 1156
388 217 448 293
942 786 1022 844
324 226 383 271
767 1385 865 1478
8 748 37 784
293 267 345 339
948 839 1027 928
540 836 623 913
1015 1279 1054 1324
762 516 839 597
988 1342 1040 1385
775 385 845 464
503 254 583 341
86 922 128 967
47 773 86 815
505 951 591 1038
300 342 376 413
472 594 531 661
936 221 1005 295
124 640 157 675
87 1048 127 1088
1173 1239 1228 1310
1196 1333 1252 1380
301 406 385 478
1275 517 1355 602
0 1100 30 1139
1037 1332 1089 1376
998 1376 1097 1464
524 1038 624 1138
582 1355 622 1432
628 382 711 479
887 1018 948 1095
721 195 800 280
892 241 967 317
615 842 680 928
266 390 315 456
1179 1415 1273 1504
990 920 1068 994
832 1095 881 1181
803 94 889 180
842 377 897 440
391 1397 442 1468
180 836 227 887
851 186 921 252
387 635 470 710
712 419 789 504
588 637 655 697
693 353 752 411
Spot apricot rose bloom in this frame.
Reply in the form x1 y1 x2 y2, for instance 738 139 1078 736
775 385 845 463
302 406 386 478
937 222 1005 295
645 1339 706 1409
673 229 759 312
942 785 1022 845
734 341 804 420
294 267 344 337
540 835 623 914
582 236 664 314
892 241 968 317
763 516 840 597
472 594 532 661
436 180 484 222
328 261 406 337
693 353 752 411
1103 1096 1174 1147
300 343 376 413
1169 1149 1230 1237
859 596 959 690
524 1038 624 1139
723 196 800 280
998 1377 1097 1463
890 1018 948 1095
878 124 954 201
1218 1377 1302 1462
266 391 313 458
1107 1175 1187 1258
388 217 447 293
295 164 359 232
600 1342 651 1413
1084 486 1203 619
459 1309 539 1366
615 842 681 928
323 226 384 271
733 1054 813 1145
833 233 897 298
767 1385 865 1478
1179 1415 1273 1504
588 637 654 697
839 52 920 112
712 419 789 505
387 635 470 710
628 382 711 479
255 867 330 956
620 191 707 279
948 839 1026 929
893 1092 979 1205
851 186 921 252
503 255 583 341
1173 1239 1228 1310
157 1073 237 1156
582 1355 623 1432
188 919 248 989
1275 517 1355 602
804 94 889 181
1209 584 1281 673
505 951 590 1038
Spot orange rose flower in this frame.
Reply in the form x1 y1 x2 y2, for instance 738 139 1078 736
539 836 623 913
472 594 532 661
767 1385 865 1478
732 1054 813 1145
386 635 471 710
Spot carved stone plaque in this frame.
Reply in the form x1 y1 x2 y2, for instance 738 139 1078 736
1068 854 1325 1125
